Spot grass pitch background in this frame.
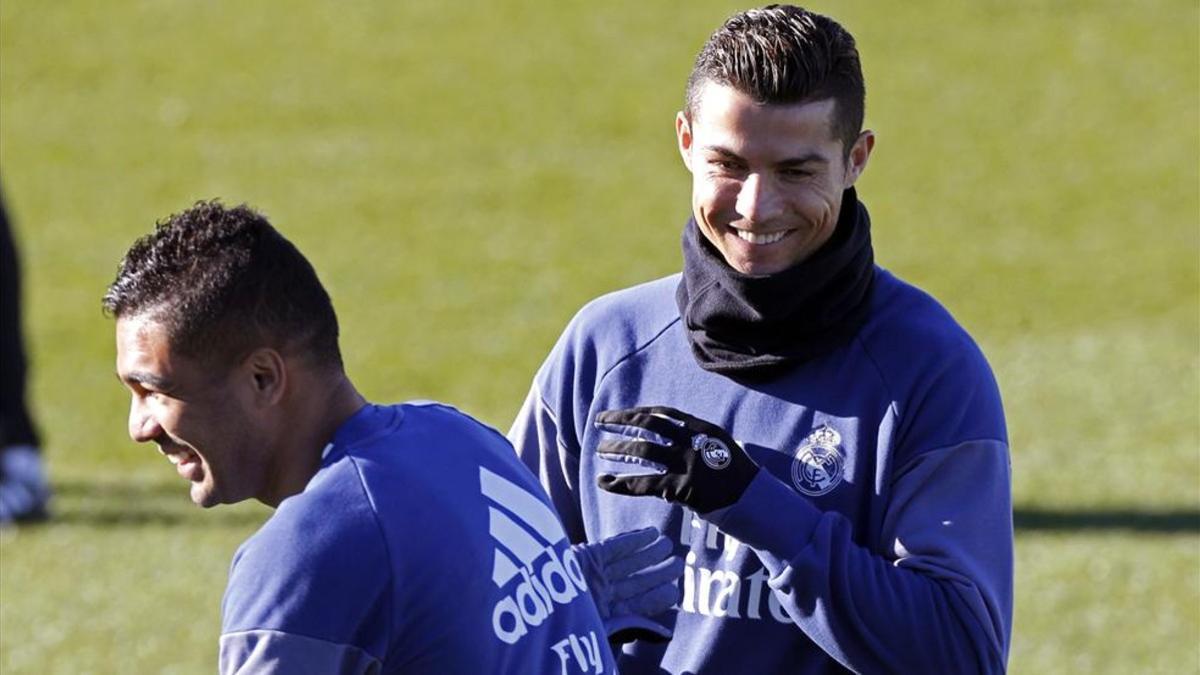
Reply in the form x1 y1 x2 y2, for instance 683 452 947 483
1 1 1197 672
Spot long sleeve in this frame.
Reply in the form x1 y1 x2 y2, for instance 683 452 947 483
220 461 392 674
509 383 588 545
219 630 382 675
716 438 1013 673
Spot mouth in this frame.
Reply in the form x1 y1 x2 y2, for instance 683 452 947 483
729 226 792 246
160 446 203 482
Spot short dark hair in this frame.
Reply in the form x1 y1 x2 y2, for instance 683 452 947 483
103 200 343 369
684 4 865 152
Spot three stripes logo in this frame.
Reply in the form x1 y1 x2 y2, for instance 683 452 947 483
481 467 591 644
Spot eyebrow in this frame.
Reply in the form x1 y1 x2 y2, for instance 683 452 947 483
778 153 829 168
702 145 829 167
117 371 172 390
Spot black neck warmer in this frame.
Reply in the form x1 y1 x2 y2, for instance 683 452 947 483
675 188 876 377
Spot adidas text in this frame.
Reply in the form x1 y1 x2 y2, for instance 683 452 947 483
492 544 589 644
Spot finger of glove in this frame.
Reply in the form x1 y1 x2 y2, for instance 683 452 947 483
595 410 690 444
595 405 684 423
613 406 718 436
603 533 674 579
603 405 689 422
611 554 685 600
593 421 676 448
590 526 661 564
597 473 677 501
621 573 685 616
569 542 613 603
596 440 684 473
634 405 732 438
597 405 724 436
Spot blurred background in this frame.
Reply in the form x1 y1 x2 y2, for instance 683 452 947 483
1 0 1196 672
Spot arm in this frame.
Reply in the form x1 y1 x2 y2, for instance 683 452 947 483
509 384 587 544
719 440 1011 673
219 475 392 675
596 407 1012 673
219 631 381 675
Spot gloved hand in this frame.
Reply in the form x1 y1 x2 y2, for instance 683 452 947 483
594 406 759 514
572 526 683 644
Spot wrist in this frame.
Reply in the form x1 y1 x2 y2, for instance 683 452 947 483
709 471 822 560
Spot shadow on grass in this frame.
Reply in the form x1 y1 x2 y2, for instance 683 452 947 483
54 479 188 499
31 478 268 529
47 508 265 528
30 481 1200 533
1014 508 1200 534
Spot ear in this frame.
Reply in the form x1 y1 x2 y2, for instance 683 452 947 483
675 111 694 173
843 130 875 188
243 348 288 407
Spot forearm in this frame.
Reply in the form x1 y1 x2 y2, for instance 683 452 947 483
718 466 1010 673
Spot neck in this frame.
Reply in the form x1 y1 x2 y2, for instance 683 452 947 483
675 187 876 375
260 369 366 507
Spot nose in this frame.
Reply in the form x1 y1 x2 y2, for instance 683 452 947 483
735 173 783 224
128 395 162 443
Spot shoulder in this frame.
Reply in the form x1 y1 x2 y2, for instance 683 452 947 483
572 274 681 330
859 269 996 381
351 401 543 518
541 275 681 382
387 400 511 449
857 268 1006 448
861 269 980 354
222 460 391 639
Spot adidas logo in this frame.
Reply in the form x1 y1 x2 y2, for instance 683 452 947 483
481 467 590 645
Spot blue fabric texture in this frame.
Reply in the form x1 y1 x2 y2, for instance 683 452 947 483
222 403 616 675
510 268 1013 674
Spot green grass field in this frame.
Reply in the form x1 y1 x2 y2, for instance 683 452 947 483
2 1 1197 672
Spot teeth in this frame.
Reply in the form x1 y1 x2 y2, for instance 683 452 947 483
167 454 181 465
734 229 788 245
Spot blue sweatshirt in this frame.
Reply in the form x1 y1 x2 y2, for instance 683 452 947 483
220 403 617 674
510 269 1013 674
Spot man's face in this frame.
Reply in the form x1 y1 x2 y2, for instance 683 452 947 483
677 81 874 275
115 315 268 507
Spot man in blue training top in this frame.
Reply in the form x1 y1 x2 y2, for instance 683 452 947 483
510 5 1013 673
105 201 681 674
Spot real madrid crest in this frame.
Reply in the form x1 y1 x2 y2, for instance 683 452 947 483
692 433 732 470
791 425 845 496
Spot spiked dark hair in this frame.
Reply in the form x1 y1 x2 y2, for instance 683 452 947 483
103 200 343 369
684 4 865 152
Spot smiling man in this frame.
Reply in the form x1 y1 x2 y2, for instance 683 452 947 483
105 201 682 674
680 94 869 278
510 5 1013 673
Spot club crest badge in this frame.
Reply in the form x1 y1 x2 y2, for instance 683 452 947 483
692 433 732 470
791 426 845 496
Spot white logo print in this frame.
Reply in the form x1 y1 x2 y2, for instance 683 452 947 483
480 467 590 645
692 433 732 470
791 426 845 496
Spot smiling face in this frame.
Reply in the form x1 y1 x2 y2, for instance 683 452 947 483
677 81 874 275
116 315 270 507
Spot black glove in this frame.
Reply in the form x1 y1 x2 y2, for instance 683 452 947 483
593 406 759 514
